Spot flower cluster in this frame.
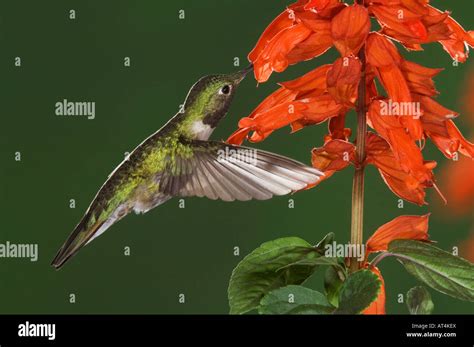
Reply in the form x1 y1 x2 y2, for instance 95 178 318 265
228 0 474 206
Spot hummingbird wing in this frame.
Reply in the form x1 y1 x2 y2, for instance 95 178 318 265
157 140 323 201
51 140 322 269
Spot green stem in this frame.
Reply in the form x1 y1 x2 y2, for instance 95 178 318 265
349 44 367 273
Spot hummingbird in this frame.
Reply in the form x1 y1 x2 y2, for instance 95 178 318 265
51 65 323 269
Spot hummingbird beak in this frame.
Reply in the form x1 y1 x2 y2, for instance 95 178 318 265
233 64 254 84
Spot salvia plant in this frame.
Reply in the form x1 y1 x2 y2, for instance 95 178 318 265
226 0 474 314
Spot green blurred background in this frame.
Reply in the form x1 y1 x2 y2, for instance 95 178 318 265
0 0 472 314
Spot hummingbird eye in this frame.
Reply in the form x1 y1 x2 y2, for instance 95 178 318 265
219 85 231 95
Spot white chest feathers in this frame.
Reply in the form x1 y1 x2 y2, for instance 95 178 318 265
190 120 215 140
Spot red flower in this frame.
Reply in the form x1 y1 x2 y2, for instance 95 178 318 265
366 33 423 140
252 22 313 83
367 1 474 61
430 7 474 63
287 13 333 65
402 61 442 97
362 214 431 314
228 64 344 144
227 87 299 143
366 214 430 253
310 131 437 205
248 1 340 83
327 56 361 106
421 113 474 160
248 10 296 63
331 4 370 56
311 139 355 183
365 132 436 205
280 64 331 95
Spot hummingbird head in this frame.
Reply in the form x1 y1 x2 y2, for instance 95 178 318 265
182 65 253 140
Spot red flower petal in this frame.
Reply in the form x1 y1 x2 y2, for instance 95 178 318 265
328 113 352 141
253 23 312 83
366 214 430 254
366 34 424 140
370 4 427 41
249 129 274 143
368 100 427 177
226 87 298 145
300 93 343 123
279 64 331 95
311 139 355 184
429 6 474 63
366 32 403 68
370 2 456 47
401 61 443 97
286 24 333 65
419 97 474 159
240 101 307 134
376 65 412 103
304 0 331 11
365 132 435 205
408 20 429 40
249 87 300 118
327 56 361 106
366 33 413 103
365 64 380 104
303 0 346 18
401 0 429 15
227 128 251 145
331 4 370 56
445 121 474 158
248 9 296 62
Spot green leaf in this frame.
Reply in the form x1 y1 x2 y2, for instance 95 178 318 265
389 240 474 302
277 233 345 272
258 285 335 314
335 269 381 314
315 232 335 249
228 236 326 314
407 286 434 314
278 255 344 271
324 265 345 307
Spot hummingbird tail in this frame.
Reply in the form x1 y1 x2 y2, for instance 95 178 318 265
51 216 104 270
